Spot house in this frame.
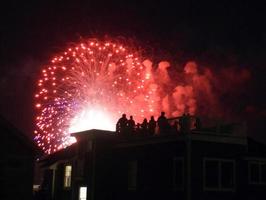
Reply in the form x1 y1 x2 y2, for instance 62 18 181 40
38 117 266 200
0 116 40 200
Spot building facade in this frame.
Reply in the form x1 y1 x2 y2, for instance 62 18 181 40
38 123 266 200
0 116 39 200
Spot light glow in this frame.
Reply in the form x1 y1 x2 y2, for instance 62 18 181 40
34 39 160 154
69 106 116 133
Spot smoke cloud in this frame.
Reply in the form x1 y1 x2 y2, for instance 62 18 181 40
143 59 251 122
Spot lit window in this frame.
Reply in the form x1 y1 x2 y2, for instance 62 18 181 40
249 161 266 184
64 165 72 188
128 160 138 190
79 186 87 200
173 157 184 190
204 159 235 191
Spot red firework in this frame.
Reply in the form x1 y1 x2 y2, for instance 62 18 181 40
34 39 160 154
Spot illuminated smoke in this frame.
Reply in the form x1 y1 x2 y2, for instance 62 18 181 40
34 38 250 154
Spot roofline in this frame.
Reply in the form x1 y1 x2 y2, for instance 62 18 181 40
0 115 42 154
70 129 116 139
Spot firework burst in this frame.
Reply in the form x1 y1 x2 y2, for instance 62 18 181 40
34 39 159 154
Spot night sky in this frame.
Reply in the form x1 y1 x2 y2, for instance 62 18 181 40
0 1 265 142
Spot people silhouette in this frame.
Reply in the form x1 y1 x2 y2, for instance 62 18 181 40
157 111 170 134
141 118 148 134
172 120 179 134
116 113 128 135
148 116 156 135
195 116 202 130
128 115 136 134
179 113 191 133
136 123 141 134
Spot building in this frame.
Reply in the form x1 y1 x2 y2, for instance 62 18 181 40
38 118 266 200
0 116 40 200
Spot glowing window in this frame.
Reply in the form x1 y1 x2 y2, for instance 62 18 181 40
79 187 87 200
64 165 72 188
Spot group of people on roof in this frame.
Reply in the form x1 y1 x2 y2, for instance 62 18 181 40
116 111 202 136
116 114 156 136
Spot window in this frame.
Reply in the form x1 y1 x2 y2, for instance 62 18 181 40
249 161 266 184
221 161 234 188
205 160 219 188
173 157 184 189
64 165 72 188
203 158 235 191
261 164 266 183
79 186 87 200
128 160 138 190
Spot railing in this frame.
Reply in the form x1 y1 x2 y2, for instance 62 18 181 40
116 115 246 137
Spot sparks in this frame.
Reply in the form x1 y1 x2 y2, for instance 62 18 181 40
34 39 159 154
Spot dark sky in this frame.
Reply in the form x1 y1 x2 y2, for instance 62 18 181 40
0 0 265 141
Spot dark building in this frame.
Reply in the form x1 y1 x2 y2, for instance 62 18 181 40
0 116 39 200
38 119 266 200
